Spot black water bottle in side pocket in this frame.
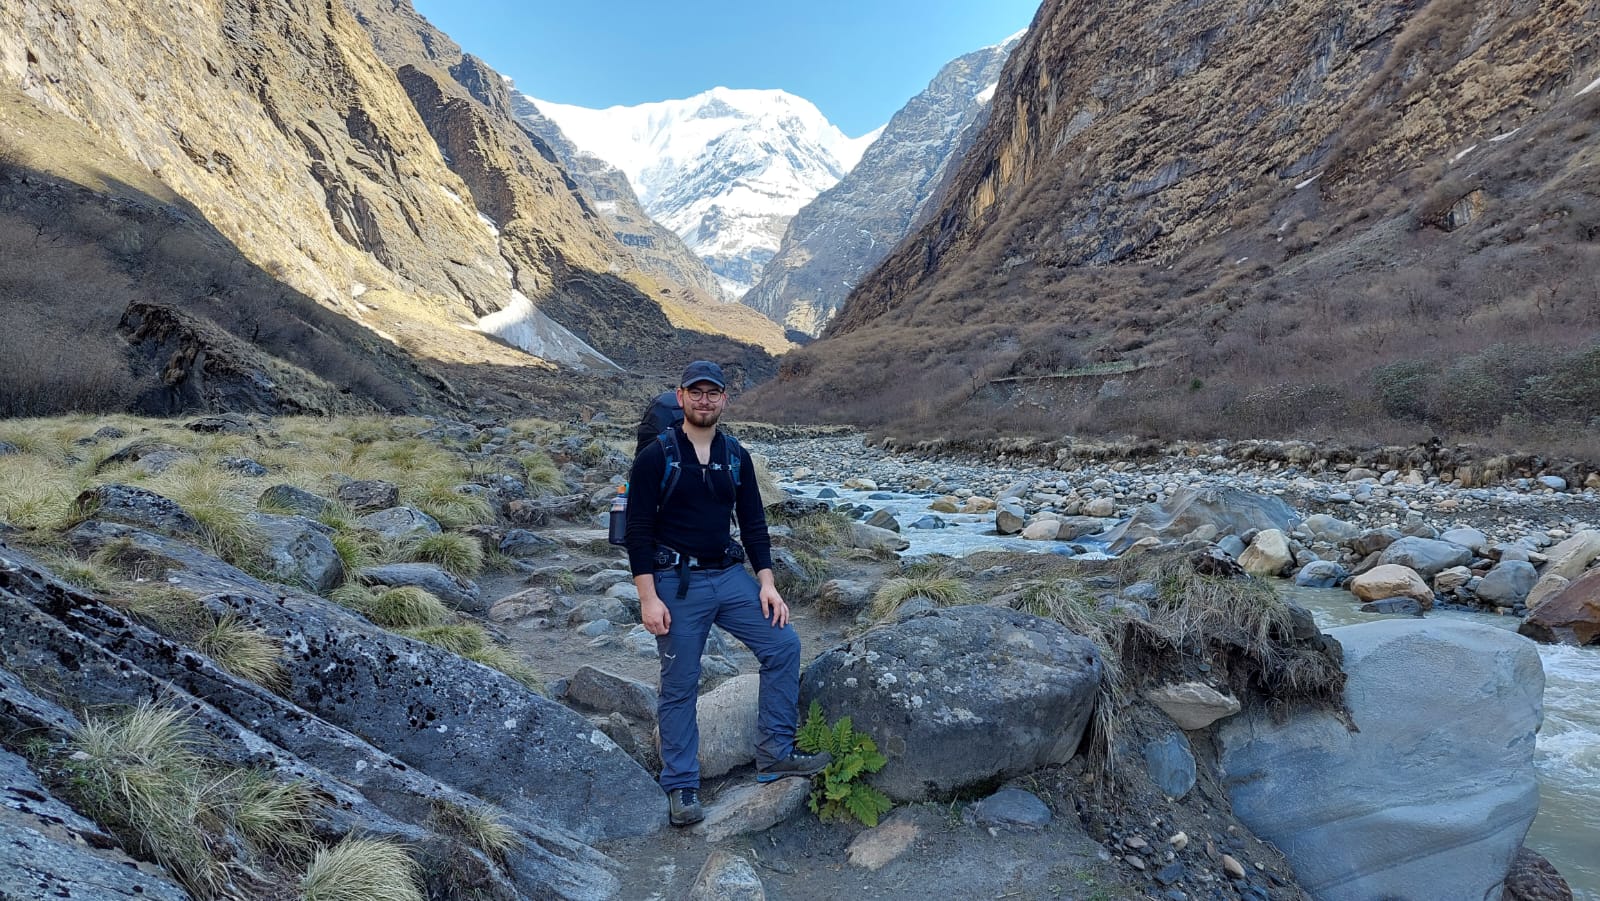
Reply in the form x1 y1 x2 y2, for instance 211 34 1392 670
607 483 628 546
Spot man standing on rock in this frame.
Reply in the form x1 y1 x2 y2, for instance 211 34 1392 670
627 360 830 827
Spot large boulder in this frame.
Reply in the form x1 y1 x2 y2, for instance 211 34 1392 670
248 512 344 593
1518 567 1600 645
1219 619 1543 901
1376 536 1473 579
46 526 662 843
1097 486 1300 553
358 506 443 541
693 674 761 779
1477 561 1539 608
800 605 1101 801
73 484 200 536
846 521 910 553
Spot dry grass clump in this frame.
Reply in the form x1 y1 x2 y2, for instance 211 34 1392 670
0 454 86 531
113 585 213 640
431 799 521 861
867 574 975 621
770 508 854 549
519 451 566 493
405 481 494 529
334 585 453 629
405 532 485 577
195 614 289 692
301 836 423 901
64 703 321 897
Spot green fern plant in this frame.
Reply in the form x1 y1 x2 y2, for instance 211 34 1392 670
794 701 893 827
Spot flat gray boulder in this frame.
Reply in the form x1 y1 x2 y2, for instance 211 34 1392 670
1478 561 1538 607
1219 619 1543 901
801 605 1101 801
359 506 442 540
258 484 334 518
248 512 344 593
1376 536 1474 579
74 484 200 536
360 563 482 614
1097 486 1300 553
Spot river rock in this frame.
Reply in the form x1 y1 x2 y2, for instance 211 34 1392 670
1084 497 1116 518
1478 561 1538 607
800 605 1101 801
996 502 1026 535
689 850 765 901
360 563 483 614
1504 846 1575 901
358 506 443 540
1219 619 1543 901
1022 519 1061 541
1346 527 1402 557
1360 597 1424 616
1433 566 1473 592
1376 536 1473 578
500 528 557 556
1518 567 1600 645
1294 560 1349 588
1439 527 1489 553
1099 486 1300 553
847 521 910 552
1303 514 1360 542
247 512 344 593
1526 530 1600 608
1239 529 1293 577
1146 682 1241 730
1349 564 1434 608
865 509 901 532
73 484 201 536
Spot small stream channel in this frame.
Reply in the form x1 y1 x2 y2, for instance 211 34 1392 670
789 482 1600 900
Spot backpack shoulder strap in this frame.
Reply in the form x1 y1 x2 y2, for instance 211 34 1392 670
655 429 682 504
723 434 742 488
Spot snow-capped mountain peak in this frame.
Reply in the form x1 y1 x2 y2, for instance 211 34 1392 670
531 88 879 297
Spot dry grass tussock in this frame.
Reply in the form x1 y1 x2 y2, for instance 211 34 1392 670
867 573 975 621
195 613 289 693
431 799 522 861
63 702 321 898
301 836 423 901
1015 554 1345 779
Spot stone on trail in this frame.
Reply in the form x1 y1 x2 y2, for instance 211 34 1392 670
500 527 557 556
847 810 924 871
971 787 1052 829
1349 564 1434 608
1518 567 1600 645
801 605 1101 801
689 850 766 901
690 777 811 843
1375 536 1473 579
1238 528 1293 577
1219 619 1543 901
1098 486 1300 553
1145 681 1241 730
817 579 873 613
564 665 658 721
247 512 344 593
692 674 760 779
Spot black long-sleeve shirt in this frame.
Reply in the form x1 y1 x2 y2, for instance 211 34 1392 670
625 425 774 577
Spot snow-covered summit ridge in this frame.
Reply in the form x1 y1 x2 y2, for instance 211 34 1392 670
530 87 883 297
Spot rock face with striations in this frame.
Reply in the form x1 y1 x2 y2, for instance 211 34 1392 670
741 35 1019 337
1219 619 1543 901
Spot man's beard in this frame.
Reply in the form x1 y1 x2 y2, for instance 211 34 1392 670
684 406 722 428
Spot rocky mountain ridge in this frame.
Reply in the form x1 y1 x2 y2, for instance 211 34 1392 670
534 88 879 298
741 34 1020 337
0 0 779 419
759 0 1600 447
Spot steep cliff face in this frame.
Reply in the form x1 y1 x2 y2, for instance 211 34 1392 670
741 37 1018 337
761 0 1600 440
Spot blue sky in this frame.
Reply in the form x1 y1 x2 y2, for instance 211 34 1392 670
409 0 1041 136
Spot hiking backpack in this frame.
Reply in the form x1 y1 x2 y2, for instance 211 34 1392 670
634 390 684 458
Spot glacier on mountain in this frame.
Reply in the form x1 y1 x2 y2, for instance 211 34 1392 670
531 87 878 297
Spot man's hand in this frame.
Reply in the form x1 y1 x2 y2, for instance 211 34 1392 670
636 575 671 635
757 570 788 628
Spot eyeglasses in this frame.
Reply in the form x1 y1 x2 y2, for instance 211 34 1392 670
684 388 725 401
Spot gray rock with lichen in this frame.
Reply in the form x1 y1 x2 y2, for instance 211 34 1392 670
801 605 1101 801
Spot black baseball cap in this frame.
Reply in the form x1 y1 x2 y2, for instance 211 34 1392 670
679 360 727 389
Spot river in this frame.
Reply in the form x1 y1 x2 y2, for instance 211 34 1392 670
788 481 1600 899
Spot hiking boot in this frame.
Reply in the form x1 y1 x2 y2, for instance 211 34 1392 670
667 787 703 826
756 750 832 783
